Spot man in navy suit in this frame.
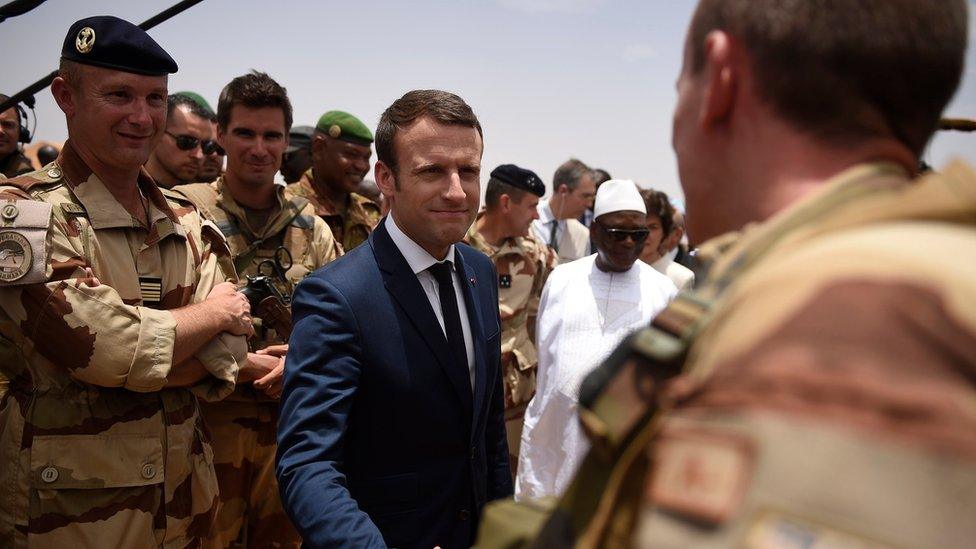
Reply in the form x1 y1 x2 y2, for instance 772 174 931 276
277 89 513 548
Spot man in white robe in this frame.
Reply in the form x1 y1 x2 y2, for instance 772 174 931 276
516 180 677 501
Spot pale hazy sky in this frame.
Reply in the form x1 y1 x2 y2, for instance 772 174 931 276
2 0 974 203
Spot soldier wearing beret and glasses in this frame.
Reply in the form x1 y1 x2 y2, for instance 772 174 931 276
0 16 250 547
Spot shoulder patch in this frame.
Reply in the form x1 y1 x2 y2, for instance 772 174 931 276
746 510 887 549
647 427 755 525
0 199 53 286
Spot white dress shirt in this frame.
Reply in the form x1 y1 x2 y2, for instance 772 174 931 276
385 215 475 389
531 201 591 264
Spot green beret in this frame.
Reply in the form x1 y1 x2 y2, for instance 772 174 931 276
175 91 214 117
316 111 373 146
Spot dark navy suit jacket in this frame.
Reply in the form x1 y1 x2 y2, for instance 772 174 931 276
276 219 513 548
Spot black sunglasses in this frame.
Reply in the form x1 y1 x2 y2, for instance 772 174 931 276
165 131 219 155
602 227 651 243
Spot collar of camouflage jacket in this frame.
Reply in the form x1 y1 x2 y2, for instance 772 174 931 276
697 160 976 300
213 176 308 241
295 169 373 219
56 140 184 236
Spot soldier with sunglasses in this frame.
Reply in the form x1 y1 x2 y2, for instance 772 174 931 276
516 179 676 501
145 93 217 188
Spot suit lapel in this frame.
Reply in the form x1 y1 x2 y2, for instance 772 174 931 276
453 249 487 433
370 221 473 413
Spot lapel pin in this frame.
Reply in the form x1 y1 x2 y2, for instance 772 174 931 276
469 276 476 285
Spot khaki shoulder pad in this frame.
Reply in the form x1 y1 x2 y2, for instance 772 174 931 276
0 199 53 286
159 187 199 208
200 219 232 258
169 183 218 209
1 166 64 193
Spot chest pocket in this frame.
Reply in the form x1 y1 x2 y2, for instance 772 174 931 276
28 433 164 544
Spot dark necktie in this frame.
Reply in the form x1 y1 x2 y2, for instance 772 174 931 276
428 261 469 386
548 219 559 250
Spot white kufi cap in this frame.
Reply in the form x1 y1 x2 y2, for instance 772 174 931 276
593 179 646 218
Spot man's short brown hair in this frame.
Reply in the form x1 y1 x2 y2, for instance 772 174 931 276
375 89 482 175
216 71 293 132
687 0 968 155
57 59 86 91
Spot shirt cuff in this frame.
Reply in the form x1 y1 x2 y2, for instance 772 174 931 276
123 307 178 392
190 332 247 402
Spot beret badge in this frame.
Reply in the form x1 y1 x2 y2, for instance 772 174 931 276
75 27 96 54
328 124 342 138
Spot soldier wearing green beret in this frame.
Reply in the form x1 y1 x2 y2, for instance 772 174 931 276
287 110 381 251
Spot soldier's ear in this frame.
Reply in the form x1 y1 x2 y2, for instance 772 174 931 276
499 194 512 212
311 134 326 159
700 30 737 131
51 77 76 118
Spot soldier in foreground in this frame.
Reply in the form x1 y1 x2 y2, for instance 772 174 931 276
463 164 557 478
288 110 380 251
174 71 340 548
0 94 33 178
480 1 976 547
0 16 250 547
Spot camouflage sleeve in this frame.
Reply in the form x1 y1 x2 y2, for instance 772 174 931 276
180 210 247 401
0 194 179 392
310 215 343 268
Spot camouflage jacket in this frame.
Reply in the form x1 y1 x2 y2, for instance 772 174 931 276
287 169 380 252
0 150 33 179
174 179 340 399
0 141 247 548
484 161 976 548
465 220 557 409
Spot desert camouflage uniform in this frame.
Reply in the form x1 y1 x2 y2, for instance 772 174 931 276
465 219 557 477
287 168 380 251
0 151 33 179
480 161 976 548
174 178 340 548
0 142 247 548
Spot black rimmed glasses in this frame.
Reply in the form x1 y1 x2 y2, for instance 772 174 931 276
601 226 651 243
165 131 219 155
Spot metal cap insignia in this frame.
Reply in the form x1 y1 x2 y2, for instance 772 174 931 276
328 124 341 138
76 27 96 54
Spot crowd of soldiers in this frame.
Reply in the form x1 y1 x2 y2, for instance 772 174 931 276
1 0 975 547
